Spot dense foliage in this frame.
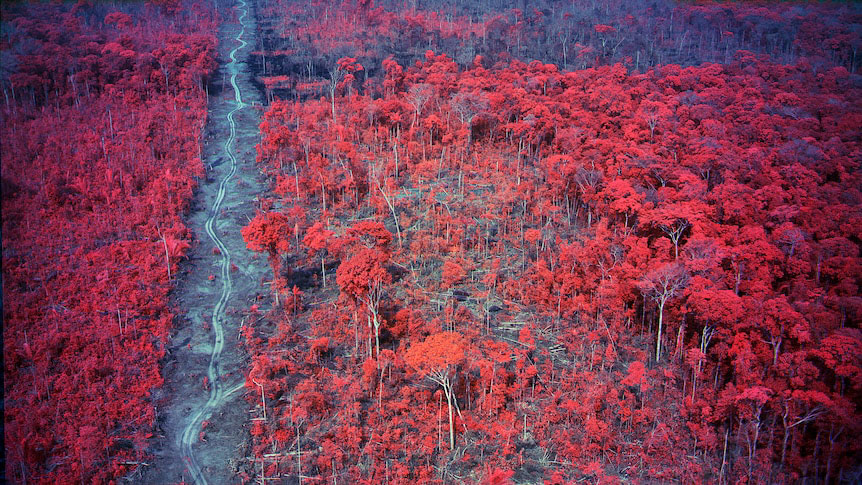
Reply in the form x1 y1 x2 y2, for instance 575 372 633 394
2 0 217 482
4 0 860 483
242 0 862 483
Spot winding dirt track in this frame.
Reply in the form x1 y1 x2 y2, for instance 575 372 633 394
138 0 267 482
179 1 250 483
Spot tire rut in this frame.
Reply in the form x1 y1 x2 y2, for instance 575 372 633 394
178 1 249 482
137 0 266 482
179 1 253 483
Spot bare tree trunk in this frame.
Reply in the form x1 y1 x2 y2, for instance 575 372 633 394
720 426 730 485
329 86 337 124
157 227 171 281
444 379 455 450
321 256 327 288
656 300 665 361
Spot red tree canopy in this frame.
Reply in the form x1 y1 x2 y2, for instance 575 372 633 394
242 211 292 259
404 331 466 381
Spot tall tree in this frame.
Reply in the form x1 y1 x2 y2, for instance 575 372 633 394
404 332 467 450
640 263 689 362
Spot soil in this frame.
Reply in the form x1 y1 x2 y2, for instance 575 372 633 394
137 1 267 483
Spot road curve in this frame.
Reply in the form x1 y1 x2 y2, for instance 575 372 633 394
179 1 249 483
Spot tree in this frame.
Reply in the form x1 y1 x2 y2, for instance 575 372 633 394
646 202 701 261
242 211 293 274
622 360 650 399
450 90 489 150
406 83 433 131
640 263 689 362
636 98 674 142
778 389 828 469
336 247 390 359
328 57 362 124
381 57 403 98
441 259 466 289
303 221 334 287
404 332 466 450
343 220 393 252
156 227 190 281
735 386 772 482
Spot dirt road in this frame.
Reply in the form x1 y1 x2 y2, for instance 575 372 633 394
138 0 267 482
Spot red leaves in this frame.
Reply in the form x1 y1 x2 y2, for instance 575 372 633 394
242 211 292 257
163 234 190 259
104 11 132 29
441 259 466 288
523 228 541 245
482 468 514 485
583 460 604 477
240 2 862 482
518 325 536 351
622 361 649 390
810 330 862 380
336 56 363 74
2 1 217 481
343 220 393 252
336 247 390 302
736 386 772 408
303 221 334 254
404 332 466 379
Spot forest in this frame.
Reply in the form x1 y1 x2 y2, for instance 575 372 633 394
2 0 861 484
2 0 217 482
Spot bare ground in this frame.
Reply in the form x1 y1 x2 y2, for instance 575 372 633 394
136 1 267 483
